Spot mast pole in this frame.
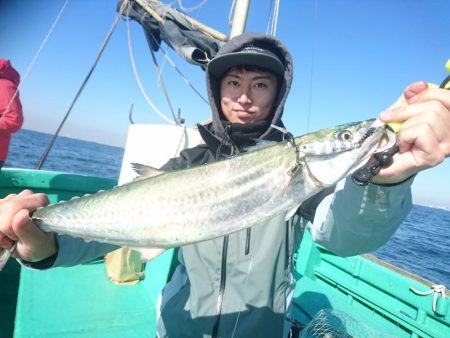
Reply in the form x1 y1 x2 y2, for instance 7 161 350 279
229 0 251 38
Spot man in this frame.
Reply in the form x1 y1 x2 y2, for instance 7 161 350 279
0 59 24 169
0 33 449 338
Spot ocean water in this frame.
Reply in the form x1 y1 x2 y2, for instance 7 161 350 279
374 205 450 287
4 129 450 287
6 129 124 179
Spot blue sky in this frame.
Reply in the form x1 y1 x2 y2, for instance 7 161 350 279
1 0 449 208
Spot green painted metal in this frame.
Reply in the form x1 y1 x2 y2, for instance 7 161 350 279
0 259 20 337
294 231 450 337
0 168 117 204
1 168 449 337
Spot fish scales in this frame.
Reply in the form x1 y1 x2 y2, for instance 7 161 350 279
35 140 297 247
32 119 385 250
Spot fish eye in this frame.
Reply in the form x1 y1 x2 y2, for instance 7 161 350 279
337 130 352 141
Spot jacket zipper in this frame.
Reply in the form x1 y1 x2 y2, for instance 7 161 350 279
212 124 247 337
211 235 229 338
245 228 251 255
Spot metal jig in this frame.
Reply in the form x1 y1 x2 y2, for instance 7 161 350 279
351 126 398 186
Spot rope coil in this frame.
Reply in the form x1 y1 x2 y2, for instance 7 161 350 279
410 284 447 313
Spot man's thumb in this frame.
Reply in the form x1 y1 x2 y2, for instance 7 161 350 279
13 209 44 244
13 209 56 261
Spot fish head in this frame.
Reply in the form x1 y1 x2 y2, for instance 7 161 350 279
296 119 387 186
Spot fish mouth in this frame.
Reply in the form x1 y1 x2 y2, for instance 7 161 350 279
350 119 392 155
347 122 394 173
360 126 378 143
303 120 387 186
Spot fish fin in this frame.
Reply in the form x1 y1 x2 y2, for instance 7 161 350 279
131 247 167 262
131 163 164 180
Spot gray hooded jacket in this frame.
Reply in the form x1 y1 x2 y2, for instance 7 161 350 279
153 33 412 338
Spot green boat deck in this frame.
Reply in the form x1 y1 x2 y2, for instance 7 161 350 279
0 168 449 337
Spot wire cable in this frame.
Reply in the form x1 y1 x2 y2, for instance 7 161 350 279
266 0 280 36
305 0 319 133
35 0 129 169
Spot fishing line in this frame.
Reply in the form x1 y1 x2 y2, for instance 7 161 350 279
36 0 129 169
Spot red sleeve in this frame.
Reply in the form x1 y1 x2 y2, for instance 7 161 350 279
0 79 24 133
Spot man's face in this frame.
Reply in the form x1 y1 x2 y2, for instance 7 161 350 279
219 67 279 124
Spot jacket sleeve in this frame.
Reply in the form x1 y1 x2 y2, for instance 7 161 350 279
18 235 119 269
51 235 119 267
0 79 24 133
308 176 413 256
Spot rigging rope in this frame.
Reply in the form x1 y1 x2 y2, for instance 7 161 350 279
35 0 129 169
173 123 188 157
148 44 179 123
410 284 447 313
176 0 209 13
4 0 70 116
125 11 176 124
125 2 210 124
228 0 237 28
145 29 209 105
265 0 274 35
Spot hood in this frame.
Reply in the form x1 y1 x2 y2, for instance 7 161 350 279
0 60 20 87
205 32 294 142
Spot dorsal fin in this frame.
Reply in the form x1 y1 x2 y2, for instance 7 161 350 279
131 163 165 180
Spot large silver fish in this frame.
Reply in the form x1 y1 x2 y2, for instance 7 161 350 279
0 119 389 267
35 119 387 246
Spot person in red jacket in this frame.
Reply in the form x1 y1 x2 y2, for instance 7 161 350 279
0 60 24 169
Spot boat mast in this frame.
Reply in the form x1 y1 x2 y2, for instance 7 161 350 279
229 0 251 38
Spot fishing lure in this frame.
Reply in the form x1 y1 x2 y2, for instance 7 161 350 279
351 126 398 186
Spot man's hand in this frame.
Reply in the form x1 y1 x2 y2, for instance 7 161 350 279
372 81 450 185
0 190 57 262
